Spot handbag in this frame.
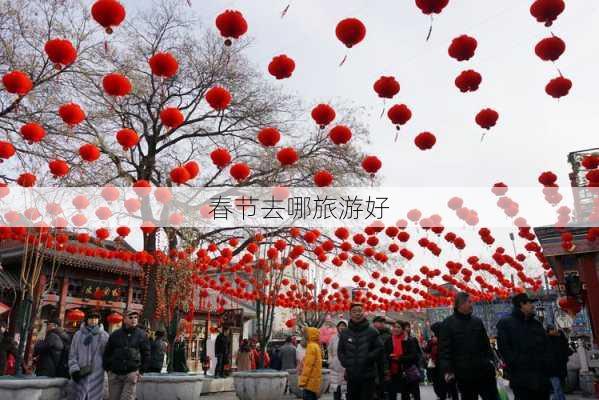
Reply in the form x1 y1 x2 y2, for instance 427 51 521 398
78 365 92 378
404 364 422 383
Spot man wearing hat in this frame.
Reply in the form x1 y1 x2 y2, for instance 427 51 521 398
103 309 150 400
497 293 551 400
34 317 70 378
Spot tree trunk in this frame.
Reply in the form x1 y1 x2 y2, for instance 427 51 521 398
142 231 158 326
15 297 32 377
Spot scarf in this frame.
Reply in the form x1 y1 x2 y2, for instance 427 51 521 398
83 325 100 346
390 334 404 375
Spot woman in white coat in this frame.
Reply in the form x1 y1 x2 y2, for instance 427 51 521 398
328 320 347 400
68 311 109 400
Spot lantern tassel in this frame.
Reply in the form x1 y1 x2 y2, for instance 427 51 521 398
480 132 487 142
395 126 400 142
426 15 434 42
379 100 386 119
281 4 290 18
339 54 347 67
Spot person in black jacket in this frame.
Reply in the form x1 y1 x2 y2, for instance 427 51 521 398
338 302 384 400
497 293 551 400
148 330 166 373
439 292 498 400
373 315 391 400
546 325 571 400
385 320 421 400
172 333 189 373
214 328 229 377
34 318 70 377
103 310 150 400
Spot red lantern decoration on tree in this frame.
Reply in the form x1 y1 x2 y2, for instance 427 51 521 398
79 144 101 162
448 35 478 61
205 86 232 111
58 103 86 127
538 171 558 186
96 228 110 240
160 107 184 129
17 173 36 187
373 76 400 99
116 128 139 150
455 70 482 93
149 52 179 78
44 39 77 69
475 108 499 141
257 127 281 147
336 18 366 48
362 155 382 175
229 163 251 182
387 104 412 140
91 0 126 34
2 71 33 96
66 308 85 322
329 125 352 145
184 161 200 179
170 166 191 185
276 147 299 166
20 122 46 144
530 0 565 27
545 76 572 98
48 159 70 178
415 0 449 40
102 73 132 97
314 170 334 187
210 148 232 168
116 226 130 237
414 131 436 150
311 104 336 129
535 36 566 62
268 55 295 80
0 141 15 162
215 10 248 46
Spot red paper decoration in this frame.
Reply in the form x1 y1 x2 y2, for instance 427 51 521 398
229 163 251 181
0 141 15 161
20 123 46 144
311 104 336 129
17 173 36 187
268 55 295 80
335 18 366 48
257 127 281 147
455 70 482 92
387 104 412 129
116 128 139 150
102 73 132 97
530 0 565 27
149 52 179 78
448 35 477 61
329 125 352 145
538 171 557 186
2 71 33 95
362 155 382 175
373 76 400 99
44 39 77 69
414 132 436 150
58 103 86 126
184 161 200 179
415 0 449 14
276 147 299 166
79 144 101 162
535 36 566 62
91 0 126 34
215 10 248 46
160 107 184 129
170 166 191 185
475 108 499 130
133 180 151 197
205 86 232 111
545 76 572 98
66 308 85 322
116 226 131 237
314 170 333 187
106 312 123 324
48 159 70 178
210 148 232 168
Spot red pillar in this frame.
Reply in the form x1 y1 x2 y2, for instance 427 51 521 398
579 254 599 345
58 276 69 321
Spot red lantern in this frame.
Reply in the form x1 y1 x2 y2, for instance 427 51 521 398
311 104 336 129
215 10 248 46
414 131 436 150
116 226 130 237
184 161 200 179
124 198 141 213
314 170 334 187
268 55 295 80
44 39 77 69
448 35 478 61
276 147 299 166
79 144 101 162
2 71 32 95
210 148 232 168
48 159 69 178
0 141 15 162
530 0 565 27
257 127 281 147
475 108 499 130
96 228 110 240
20 122 46 144
455 70 482 93
66 308 85 322
538 171 557 186
106 312 123 325
535 36 565 62
17 173 36 187
335 18 366 48
415 0 449 14
116 128 139 150
149 52 178 78
170 166 190 185
205 86 232 111
102 73 132 97
59 103 85 126
329 125 352 145
362 155 382 175
160 107 184 129
387 104 412 130
91 0 126 34
373 76 400 99
229 163 251 182
545 76 572 98
72 195 90 210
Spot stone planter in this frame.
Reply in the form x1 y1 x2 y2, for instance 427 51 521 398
233 370 288 400
0 377 68 400
286 368 330 398
136 373 204 400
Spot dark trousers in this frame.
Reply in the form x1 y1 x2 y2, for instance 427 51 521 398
431 368 459 400
401 380 421 400
333 385 343 400
215 354 226 377
348 378 376 400
303 389 318 400
457 375 499 400
512 386 550 400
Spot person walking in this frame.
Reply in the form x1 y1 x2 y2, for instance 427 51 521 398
214 328 229 377
546 325 572 400
235 339 253 371
439 292 499 400
497 293 551 400
102 309 150 400
425 322 458 400
280 336 297 371
148 330 166 373
269 344 282 370
399 321 422 399
299 327 322 400
68 311 109 400
373 316 392 400
338 302 384 400
385 321 421 400
328 321 347 400
172 333 189 373
34 317 70 378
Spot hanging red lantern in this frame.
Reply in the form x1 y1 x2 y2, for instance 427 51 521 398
535 36 566 62
96 228 110 240
44 39 77 69
101 186 120 202
215 10 248 46
48 159 69 178
106 312 123 325
72 195 90 210
414 131 436 150
538 171 558 186
66 308 85 322
184 161 200 179
336 18 366 48
160 107 184 129
311 104 336 129
0 141 15 162
91 0 126 34
387 104 412 131
102 73 132 97
58 103 86 126
314 170 334 187
79 144 101 162
448 35 477 61
20 122 46 144
257 127 281 147
149 52 179 78
415 0 449 15
373 76 400 99
475 108 499 130
329 125 352 145
268 55 295 80
170 166 191 185
582 155 599 170
530 0 565 27
205 86 232 111
210 148 232 168
116 226 130 237
455 70 482 93
116 128 139 150
229 163 251 182
545 76 572 98
2 71 32 96
17 173 36 187
362 155 382 175
276 147 299 166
